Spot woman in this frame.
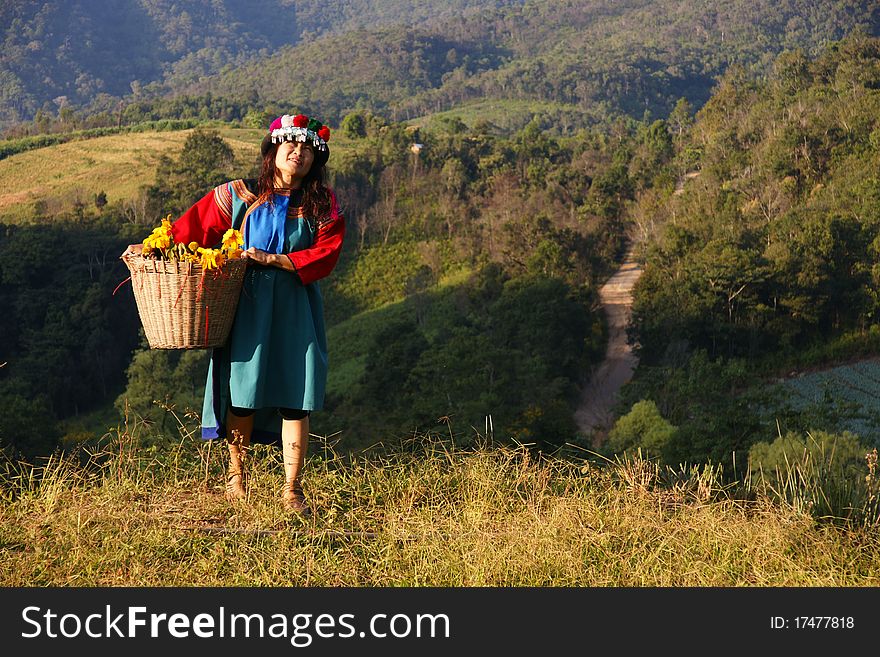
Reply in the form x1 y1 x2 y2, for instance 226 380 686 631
125 113 345 515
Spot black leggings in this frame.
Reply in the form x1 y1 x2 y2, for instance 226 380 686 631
229 406 311 421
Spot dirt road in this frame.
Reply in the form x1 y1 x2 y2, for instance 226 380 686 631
574 244 643 445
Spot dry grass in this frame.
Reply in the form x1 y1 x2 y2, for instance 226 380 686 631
2 421 879 587
0 128 263 221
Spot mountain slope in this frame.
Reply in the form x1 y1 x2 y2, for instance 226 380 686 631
0 0 520 124
5 0 876 128
177 0 880 126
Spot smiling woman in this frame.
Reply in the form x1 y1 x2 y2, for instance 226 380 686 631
122 113 346 516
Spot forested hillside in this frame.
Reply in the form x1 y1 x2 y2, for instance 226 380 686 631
632 33 880 365
2 2 880 490
611 33 880 472
97 0 880 130
3 0 877 132
0 0 521 125
0 218 143 457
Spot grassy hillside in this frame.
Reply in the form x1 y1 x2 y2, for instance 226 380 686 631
2 433 878 586
0 126 364 222
0 127 264 221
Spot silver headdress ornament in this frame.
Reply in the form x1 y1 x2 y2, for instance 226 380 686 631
269 114 329 152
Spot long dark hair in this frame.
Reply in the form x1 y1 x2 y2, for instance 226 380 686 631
256 142 332 224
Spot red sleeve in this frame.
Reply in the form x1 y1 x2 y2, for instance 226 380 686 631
171 183 233 248
287 214 346 285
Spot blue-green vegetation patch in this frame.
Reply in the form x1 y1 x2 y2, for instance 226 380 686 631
772 360 880 448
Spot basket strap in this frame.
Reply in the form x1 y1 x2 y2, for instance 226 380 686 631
112 277 132 296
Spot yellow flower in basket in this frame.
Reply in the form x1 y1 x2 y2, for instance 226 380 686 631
198 247 226 270
219 228 244 262
124 214 251 352
143 227 171 250
221 228 244 252
140 217 245 268
142 214 174 256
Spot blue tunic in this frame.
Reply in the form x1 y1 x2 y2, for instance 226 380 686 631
201 190 329 444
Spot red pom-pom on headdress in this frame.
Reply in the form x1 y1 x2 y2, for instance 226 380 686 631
263 112 331 162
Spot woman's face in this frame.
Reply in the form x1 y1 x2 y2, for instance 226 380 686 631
274 140 315 183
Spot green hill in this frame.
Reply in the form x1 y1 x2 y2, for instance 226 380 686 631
5 0 876 132
175 0 879 128
630 33 880 366
0 0 521 125
604 33 880 475
0 125 372 222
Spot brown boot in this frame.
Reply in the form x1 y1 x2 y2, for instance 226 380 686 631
225 429 249 502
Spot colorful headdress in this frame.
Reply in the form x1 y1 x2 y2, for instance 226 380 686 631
261 113 330 166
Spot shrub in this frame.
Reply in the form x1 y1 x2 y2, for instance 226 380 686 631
607 399 677 460
748 429 878 524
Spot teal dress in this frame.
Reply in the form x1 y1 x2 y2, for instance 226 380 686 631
196 185 340 444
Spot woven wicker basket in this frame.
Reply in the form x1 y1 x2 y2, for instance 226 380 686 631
123 255 247 349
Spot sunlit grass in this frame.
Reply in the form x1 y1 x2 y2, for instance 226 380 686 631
0 128 263 221
2 415 878 587
0 122 363 223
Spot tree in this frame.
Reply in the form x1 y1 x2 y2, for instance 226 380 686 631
341 112 367 139
668 98 694 142
176 128 235 204
146 128 236 217
0 384 60 459
116 346 210 434
360 318 429 408
440 159 467 199
607 399 678 459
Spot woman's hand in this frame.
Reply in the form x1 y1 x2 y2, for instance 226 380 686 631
243 247 274 265
121 243 143 258
243 247 294 271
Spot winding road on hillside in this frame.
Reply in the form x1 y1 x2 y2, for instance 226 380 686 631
574 242 644 446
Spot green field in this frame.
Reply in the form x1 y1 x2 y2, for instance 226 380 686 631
0 127 264 222
772 359 880 446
